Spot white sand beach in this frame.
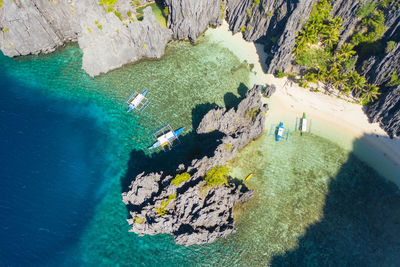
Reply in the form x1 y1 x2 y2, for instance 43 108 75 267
206 22 400 185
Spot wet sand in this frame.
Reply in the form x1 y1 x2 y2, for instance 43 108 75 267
206 22 400 185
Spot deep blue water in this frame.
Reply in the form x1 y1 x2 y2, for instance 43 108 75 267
0 73 110 266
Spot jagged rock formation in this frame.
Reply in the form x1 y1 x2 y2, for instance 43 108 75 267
164 0 223 41
361 42 400 86
368 86 400 138
0 0 171 76
1 0 399 135
225 0 317 73
0 0 80 56
122 85 268 245
79 7 172 76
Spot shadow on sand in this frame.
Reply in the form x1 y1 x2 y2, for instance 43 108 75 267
270 134 400 266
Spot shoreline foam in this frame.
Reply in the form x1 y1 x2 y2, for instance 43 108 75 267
206 22 400 186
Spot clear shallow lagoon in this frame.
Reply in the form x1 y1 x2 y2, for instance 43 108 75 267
0 36 399 266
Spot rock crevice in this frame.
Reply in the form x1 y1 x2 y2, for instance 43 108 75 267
122 85 268 245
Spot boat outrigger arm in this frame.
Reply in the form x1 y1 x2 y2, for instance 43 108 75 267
269 122 290 141
295 112 312 135
125 89 151 112
149 124 184 150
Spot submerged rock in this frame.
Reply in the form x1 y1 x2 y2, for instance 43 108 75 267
122 85 268 245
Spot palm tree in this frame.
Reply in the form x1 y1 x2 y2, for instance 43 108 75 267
361 83 380 102
327 66 340 83
347 71 366 98
336 43 356 62
317 69 327 83
332 74 346 90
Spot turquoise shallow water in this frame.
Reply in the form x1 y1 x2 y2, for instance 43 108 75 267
1 35 399 266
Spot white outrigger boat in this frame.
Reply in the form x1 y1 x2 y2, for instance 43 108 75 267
269 122 290 141
149 124 184 150
295 112 312 135
125 89 151 112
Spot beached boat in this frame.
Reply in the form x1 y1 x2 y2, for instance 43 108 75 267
125 89 151 112
149 124 184 150
295 112 312 135
269 122 290 141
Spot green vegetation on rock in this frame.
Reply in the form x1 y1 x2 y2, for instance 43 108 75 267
385 41 396 53
276 70 286 78
134 216 146 224
293 0 381 104
155 193 176 216
171 173 190 187
0 0 3 8
136 3 167 28
99 0 123 21
205 166 230 187
356 1 377 18
388 71 400 87
245 107 260 121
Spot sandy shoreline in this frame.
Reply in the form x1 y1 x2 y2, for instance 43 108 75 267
206 22 400 185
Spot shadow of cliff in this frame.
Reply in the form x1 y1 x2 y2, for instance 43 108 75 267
270 134 400 266
224 82 248 110
120 85 249 193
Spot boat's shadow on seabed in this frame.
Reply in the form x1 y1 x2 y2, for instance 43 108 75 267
270 135 400 266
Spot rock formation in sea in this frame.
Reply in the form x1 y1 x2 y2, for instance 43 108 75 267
122 85 268 245
0 0 171 77
78 6 172 77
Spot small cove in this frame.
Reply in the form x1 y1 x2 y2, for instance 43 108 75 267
0 30 399 266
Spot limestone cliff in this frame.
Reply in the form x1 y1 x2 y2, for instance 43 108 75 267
225 0 317 73
78 7 171 77
368 85 400 138
0 0 171 77
164 0 223 42
122 85 268 245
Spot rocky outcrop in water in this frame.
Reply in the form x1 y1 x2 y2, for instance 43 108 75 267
0 0 171 77
164 0 223 42
122 85 268 245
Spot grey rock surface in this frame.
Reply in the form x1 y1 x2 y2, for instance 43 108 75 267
225 0 317 73
164 0 223 42
0 0 81 56
367 86 400 138
122 85 267 245
0 0 171 77
361 42 400 86
78 7 172 77
262 84 276 98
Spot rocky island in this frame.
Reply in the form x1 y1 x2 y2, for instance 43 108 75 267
122 85 268 245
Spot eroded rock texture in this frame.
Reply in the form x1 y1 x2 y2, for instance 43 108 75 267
78 7 172 77
0 0 171 76
122 85 268 245
164 0 223 41
368 86 400 138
